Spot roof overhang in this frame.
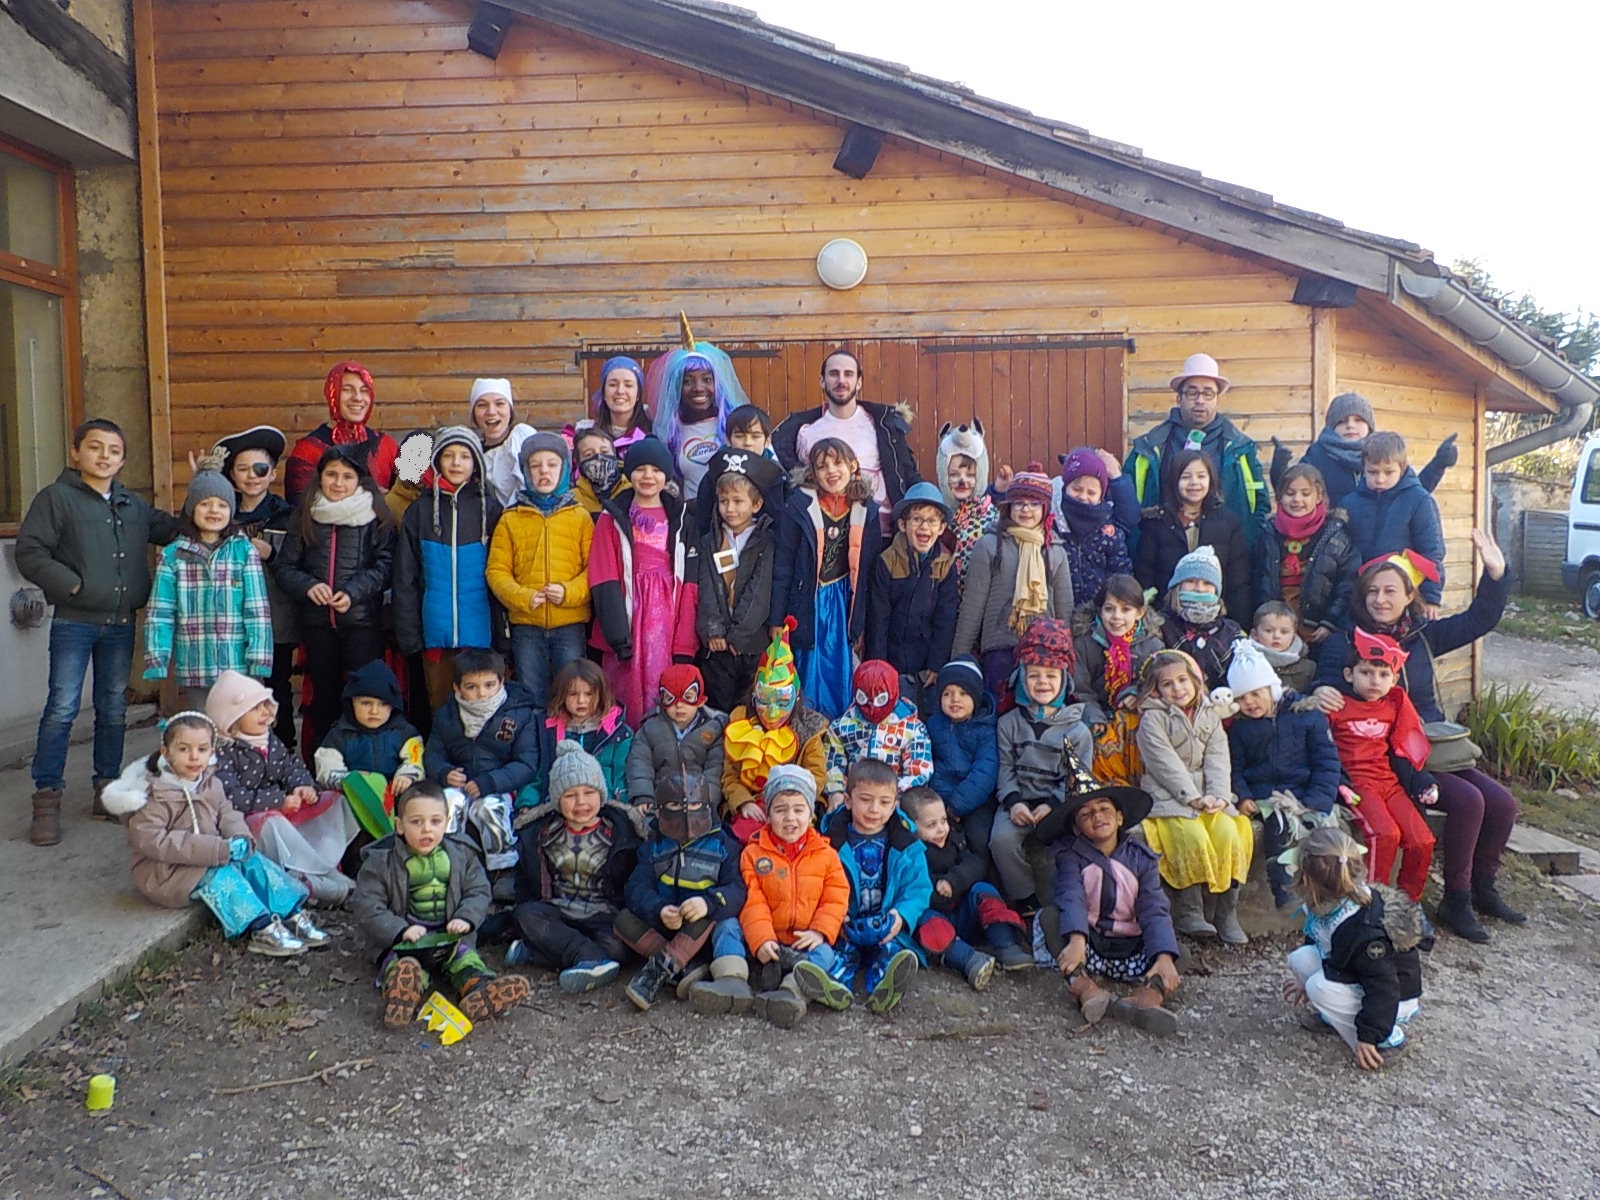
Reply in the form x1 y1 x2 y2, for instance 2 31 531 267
510 0 1598 418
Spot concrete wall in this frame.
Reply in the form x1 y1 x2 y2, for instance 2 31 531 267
0 0 150 764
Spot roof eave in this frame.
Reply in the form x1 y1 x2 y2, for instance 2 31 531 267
515 0 1592 417
516 0 1399 289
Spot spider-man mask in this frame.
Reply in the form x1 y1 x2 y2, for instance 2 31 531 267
852 660 900 724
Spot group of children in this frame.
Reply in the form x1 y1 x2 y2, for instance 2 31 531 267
16 356 1497 1070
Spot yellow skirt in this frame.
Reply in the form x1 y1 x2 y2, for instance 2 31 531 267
1142 811 1253 892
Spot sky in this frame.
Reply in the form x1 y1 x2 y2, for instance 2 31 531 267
750 0 1600 317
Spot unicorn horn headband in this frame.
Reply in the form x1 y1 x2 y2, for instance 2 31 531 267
678 310 696 351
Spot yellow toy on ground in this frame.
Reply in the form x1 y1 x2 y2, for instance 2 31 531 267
416 991 473 1045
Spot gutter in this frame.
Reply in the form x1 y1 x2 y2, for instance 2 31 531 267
1397 268 1598 464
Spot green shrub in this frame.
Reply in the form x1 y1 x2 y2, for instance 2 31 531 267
1462 684 1600 788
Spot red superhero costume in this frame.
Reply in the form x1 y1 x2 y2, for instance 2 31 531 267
1326 630 1436 900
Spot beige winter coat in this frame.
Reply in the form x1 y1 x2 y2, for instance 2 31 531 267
1134 695 1237 820
102 757 250 908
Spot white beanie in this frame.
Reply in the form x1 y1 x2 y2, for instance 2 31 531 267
467 377 514 415
1226 638 1283 703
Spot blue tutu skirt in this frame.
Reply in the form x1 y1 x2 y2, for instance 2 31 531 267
801 576 853 720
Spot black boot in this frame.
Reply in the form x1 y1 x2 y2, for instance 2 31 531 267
1471 876 1528 925
625 951 676 1011
1436 888 1489 944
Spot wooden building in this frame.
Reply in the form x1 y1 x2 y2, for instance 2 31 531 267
131 0 1599 710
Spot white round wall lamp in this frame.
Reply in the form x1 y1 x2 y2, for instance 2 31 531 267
816 238 869 290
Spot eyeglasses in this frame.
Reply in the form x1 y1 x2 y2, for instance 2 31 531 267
904 514 944 529
1180 388 1220 402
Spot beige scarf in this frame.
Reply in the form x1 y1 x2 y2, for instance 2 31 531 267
1007 524 1049 634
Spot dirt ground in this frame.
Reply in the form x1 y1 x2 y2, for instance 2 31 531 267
3 864 1596 1200
1482 632 1600 716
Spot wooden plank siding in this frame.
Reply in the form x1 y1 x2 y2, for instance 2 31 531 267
580 337 1126 472
141 0 1494 712
146 0 1313 473
1331 301 1483 716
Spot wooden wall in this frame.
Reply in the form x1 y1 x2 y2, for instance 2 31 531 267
143 0 1495 707
145 0 1312 473
1330 299 1484 715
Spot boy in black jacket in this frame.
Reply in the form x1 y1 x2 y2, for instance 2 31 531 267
423 648 542 869
351 781 528 1028
17 418 178 844
865 483 960 705
614 768 746 1011
1286 827 1426 1070
696 455 783 713
508 741 643 994
902 787 1032 986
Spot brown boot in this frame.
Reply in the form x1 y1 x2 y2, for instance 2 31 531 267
380 957 427 1028
29 788 63 847
1066 970 1113 1025
1109 983 1178 1037
458 972 529 1021
92 780 114 821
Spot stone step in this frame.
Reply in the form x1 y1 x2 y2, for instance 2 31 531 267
1505 824 1586 875
1557 873 1600 903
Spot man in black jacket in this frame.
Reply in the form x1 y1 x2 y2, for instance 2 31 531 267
772 348 921 530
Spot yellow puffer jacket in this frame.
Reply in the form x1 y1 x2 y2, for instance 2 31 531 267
485 498 594 628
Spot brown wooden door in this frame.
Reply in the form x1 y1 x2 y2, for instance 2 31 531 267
581 334 1129 476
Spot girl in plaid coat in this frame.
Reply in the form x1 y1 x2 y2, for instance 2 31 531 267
144 472 273 712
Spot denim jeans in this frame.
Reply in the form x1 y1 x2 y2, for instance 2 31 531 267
33 618 135 791
510 623 587 708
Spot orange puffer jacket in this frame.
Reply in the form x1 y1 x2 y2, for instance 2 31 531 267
738 825 850 951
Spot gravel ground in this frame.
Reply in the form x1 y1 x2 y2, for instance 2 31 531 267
2 866 1596 1200
1482 632 1600 716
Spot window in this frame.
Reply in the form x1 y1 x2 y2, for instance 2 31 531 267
0 135 78 528
1583 450 1600 506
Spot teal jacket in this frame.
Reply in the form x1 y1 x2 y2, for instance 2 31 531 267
1124 411 1270 549
143 533 274 686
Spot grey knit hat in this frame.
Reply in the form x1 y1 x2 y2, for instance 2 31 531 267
430 425 489 542
1168 544 1223 593
763 763 817 809
548 738 606 802
183 470 236 519
1325 392 1375 432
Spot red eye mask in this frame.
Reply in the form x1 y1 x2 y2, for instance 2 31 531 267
852 660 900 724
657 663 705 709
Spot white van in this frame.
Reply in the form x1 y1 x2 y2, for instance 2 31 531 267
1564 433 1600 617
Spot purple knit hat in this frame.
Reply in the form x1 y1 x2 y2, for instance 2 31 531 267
1058 446 1108 492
